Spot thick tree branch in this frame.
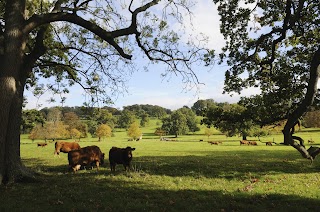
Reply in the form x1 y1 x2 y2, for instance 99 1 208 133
23 0 162 60
284 46 320 132
24 0 73 77
24 26 47 73
281 46 320 160
24 12 132 59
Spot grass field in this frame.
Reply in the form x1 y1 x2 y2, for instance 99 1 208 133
1 124 320 211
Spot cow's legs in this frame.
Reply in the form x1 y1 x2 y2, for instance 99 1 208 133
95 161 100 171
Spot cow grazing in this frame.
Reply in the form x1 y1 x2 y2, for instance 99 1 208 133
68 145 105 172
266 142 272 146
54 141 81 156
37 142 47 147
249 141 258 146
109 146 136 172
240 140 249 145
208 141 222 145
308 140 315 144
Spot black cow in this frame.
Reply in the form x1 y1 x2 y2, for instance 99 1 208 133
109 146 136 172
68 145 105 172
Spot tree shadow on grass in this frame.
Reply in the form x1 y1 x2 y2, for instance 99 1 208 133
132 149 320 179
22 148 320 179
11 153 320 211
1 172 319 211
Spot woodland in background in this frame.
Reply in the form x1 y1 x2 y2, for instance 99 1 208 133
21 100 320 142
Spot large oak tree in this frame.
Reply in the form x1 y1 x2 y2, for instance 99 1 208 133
0 0 213 184
214 0 320 160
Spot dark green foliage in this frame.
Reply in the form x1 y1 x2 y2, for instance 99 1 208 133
202 103 256 140
117 110 136 129
214 0 320 117
191 99 217 116
123 104 170 119
21 109 45 134
161 111 188 137
176 107 200 133
140 112 150 127
160 108 200 137
213 0 320 157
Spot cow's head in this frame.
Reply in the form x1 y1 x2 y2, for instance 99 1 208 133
125 147 136 158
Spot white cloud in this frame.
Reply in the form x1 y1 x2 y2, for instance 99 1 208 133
181 0 225 51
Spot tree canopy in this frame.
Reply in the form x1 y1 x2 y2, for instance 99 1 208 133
202 103 255 140
96 124 112 142
161 107 199 137
214 0 320 160
127 122 142 141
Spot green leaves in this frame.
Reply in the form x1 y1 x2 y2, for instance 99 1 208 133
215 0 320 127
202 103 255 138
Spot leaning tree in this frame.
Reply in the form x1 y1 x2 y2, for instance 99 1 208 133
214 0 320 159
0 0 214 184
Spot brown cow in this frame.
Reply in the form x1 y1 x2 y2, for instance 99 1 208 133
208 141 222 145
109 146 136 172
308 140 315 144
249 141 258 146
54 141 81 156
266 142 272 146
68 145 105 172
37 142 47 147
240 140 249 145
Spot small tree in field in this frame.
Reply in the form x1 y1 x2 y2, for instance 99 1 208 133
45 122 70 141
154 128 166 137
70 128 81 141
28 122 69 142
28 127 40 142
96 124 112 142
204 127 215 140
127 122 142 141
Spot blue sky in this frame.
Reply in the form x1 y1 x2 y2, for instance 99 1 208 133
24 0 260 110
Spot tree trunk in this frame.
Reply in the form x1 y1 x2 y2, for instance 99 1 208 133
242 134 247 140
0 0 35 185
283 46 320 161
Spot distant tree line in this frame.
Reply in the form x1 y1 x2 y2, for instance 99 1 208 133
21 104 171 141
196 99 320 140
22 100 320 141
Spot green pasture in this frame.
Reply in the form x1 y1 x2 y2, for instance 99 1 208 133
1 127 320 211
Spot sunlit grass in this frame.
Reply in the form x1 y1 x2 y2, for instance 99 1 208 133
2 126 320 211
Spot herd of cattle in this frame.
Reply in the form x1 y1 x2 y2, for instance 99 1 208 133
207 140 275 146
240 140 258 145
37 137 310 173
240 140 278 146
51 141 136 173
